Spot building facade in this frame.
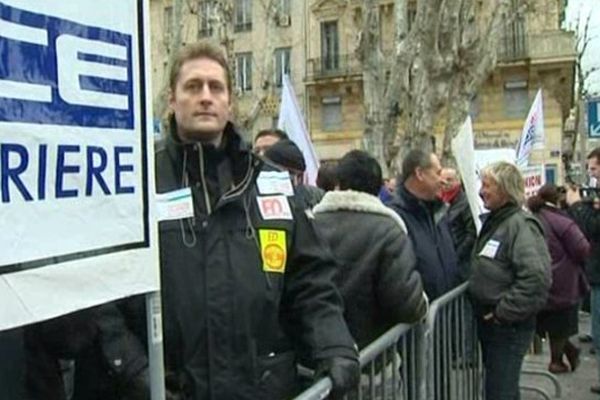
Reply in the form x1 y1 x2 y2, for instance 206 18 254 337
149 0 308 140
149 1 576 183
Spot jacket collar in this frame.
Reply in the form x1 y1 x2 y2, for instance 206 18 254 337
393 184 449 224
314 190 407 233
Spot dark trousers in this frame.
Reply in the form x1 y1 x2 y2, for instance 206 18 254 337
478 316 534 400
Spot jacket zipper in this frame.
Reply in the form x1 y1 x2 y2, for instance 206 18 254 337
197 144 213 215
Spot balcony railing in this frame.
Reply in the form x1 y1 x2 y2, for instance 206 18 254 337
497 30 576 63
306 55 363 80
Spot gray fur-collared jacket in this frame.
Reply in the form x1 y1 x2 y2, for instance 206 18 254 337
313 190 428 349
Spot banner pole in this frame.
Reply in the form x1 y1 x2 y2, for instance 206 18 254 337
145 291 166 400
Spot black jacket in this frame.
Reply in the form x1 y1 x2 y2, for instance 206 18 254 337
0 328 25 400
313 190 428 349
569 201 600 285
152 123 356 399
389 185 461 300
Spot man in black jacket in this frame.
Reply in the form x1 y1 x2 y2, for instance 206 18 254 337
81 40 358 400
566 147 600 394
389 149 461 300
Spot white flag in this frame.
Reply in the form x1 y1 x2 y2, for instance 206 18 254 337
515 89 544 167
277 75 320 185
451 117 483 233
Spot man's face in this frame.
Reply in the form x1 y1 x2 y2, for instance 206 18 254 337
169 57 231 143
254 134 281 156
588 156 600 182
440 168 459 191
416 154 443 200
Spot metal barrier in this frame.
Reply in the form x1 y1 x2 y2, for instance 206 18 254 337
425 283 483 400
295 282 558 400
295 283 478 400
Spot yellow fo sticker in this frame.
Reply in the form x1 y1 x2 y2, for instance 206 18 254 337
259 229 287 273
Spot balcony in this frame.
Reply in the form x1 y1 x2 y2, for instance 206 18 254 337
306 55 363 81
528 31 576 61
497 30 576 64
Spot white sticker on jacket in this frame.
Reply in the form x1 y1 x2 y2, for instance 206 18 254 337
257 171 294 196
257 195 293 220
155 188 194 221
479 239 500 259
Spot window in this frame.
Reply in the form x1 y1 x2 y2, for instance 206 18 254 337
164 6 173 42
274 47 291 87
198 1 212 37
236 52 252 92
321 21 339 72
503 80 529 119
321 96 342 131
234 0 252 32
545 164 557 184
276 0 291 26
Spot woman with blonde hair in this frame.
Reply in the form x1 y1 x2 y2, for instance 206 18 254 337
469 161 551 400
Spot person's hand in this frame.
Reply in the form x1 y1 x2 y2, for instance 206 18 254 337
566 186 582 206
315 356 359 399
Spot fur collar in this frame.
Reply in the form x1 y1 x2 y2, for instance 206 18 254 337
313 190 407 233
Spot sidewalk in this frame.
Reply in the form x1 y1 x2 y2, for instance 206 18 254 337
521 312 599 399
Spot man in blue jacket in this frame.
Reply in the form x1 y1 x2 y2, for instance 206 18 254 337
389 149 461 300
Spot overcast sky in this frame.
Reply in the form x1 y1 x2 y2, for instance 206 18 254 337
566 0 600 95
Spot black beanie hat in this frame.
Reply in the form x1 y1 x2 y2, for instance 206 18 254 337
264 139 306 172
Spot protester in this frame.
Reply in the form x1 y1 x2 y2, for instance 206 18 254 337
264 139 324 208
527 183 590 373
152 40 358 399
566 147 600 394
253 128 288 155
313 150 427 349
313 150 427 399
469 161 551 400
316 162 338 192
389 149 461 300
439 167 477 279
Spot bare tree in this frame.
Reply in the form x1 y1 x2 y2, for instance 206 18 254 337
563 10 600 180
356 0 533 172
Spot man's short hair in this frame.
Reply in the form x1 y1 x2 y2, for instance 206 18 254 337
169 40 231 94
254 129 288 143
401 149 433 182
481 161 525 207
317 162 338 192
336 150 382 196
588 147 600 163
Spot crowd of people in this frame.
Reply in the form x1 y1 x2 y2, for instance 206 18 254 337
2 39 600 400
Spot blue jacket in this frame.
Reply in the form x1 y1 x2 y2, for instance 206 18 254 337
389 185 461 300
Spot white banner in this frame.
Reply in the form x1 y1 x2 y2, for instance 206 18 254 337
0 0 159 330
277 75 320 185
521 165 545 199
451 117 482 233
516 89 544 167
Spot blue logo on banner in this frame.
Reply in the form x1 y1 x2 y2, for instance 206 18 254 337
0 3 134 129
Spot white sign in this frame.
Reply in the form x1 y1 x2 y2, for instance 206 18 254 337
0 0 158 330
521 165 545 199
